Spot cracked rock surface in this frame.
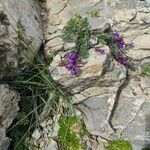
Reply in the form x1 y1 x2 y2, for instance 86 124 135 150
0 84 20 150
36 0 150 149
0 0 43 79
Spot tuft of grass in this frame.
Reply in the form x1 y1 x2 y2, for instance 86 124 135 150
106 140 133 150
142 66 150 76
58 116 90 150
5 19 75 150
61 14 90 59
7 55 75 150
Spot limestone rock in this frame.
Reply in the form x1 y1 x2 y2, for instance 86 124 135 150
113 9 137 22
0 84 20 149
50 46 114 94
32 129 41 140
111 77 150 150
46 139 58 150
0 0 43 79
0 128 10 150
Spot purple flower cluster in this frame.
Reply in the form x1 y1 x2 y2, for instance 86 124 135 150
89 42 105 55
64 51 81 75
112 31 134 65
112 32 126 49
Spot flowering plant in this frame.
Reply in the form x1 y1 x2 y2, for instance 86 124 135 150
59 15 134 76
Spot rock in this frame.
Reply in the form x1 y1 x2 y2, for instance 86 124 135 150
0 84 20 128
49 46 113 94
77 86 120 138
46 139 58 150
63 42 76 50
145 0 150 6
46 37 63 48
0 24 6 36
0 84 20 149
42 1 150 150
32 129 41 140
126 34 150 65
110 77 150 150
0 0 43 79
0 128 10 150
133 34 150 50
113 9 137 22
85 136 106 150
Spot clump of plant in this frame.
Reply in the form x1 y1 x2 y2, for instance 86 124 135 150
142 66 150 76
97 31 134 65
106 140 133 150
6 55 75 150
142 148 150 150
60 15 134 76
62 14 90 59
58 116 90 150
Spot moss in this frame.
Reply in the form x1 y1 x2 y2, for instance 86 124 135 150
106 140 133 150
142 66 150 76
58 116 89 150
88 11 101 17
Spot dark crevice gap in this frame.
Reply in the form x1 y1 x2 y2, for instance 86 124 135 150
108 70 130 132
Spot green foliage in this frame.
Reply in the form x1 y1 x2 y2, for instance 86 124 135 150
88 10 101 17
98 32 112 44
61 15 90 59
58 116 89 150
7 56 74 150
142 148 150 150
142 66 150 76
106 140 133 150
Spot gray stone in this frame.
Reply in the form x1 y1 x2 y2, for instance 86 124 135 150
49 46 124 94
0 0 43 79
0 84 20 149
110 78 150 150
46 139 58 150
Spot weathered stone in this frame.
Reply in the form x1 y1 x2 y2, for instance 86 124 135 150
0 24 6 36
49 46 113 94
0 84 20 149
42 1 150 150
46 37 63 48
0 128 10 150
0 84 20 128
113 9 137 22
110 77 150 150
63 42 76 50
45 139 58 150
126 34 150 61
86 136 106 150
0 0 43 79
32 129 41 140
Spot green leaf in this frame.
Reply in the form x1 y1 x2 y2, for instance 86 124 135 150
62 15 90 59
106 140 133 150
142 66 150 76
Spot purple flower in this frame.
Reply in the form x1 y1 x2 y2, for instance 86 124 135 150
64 51 81 75
65 51 79 64
89 42 95 49
118 55 127 65
71 66 79 75
112 32 121 41
98 48 105 55
65 64 72 70
118 40 126 49
127 43 134 49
